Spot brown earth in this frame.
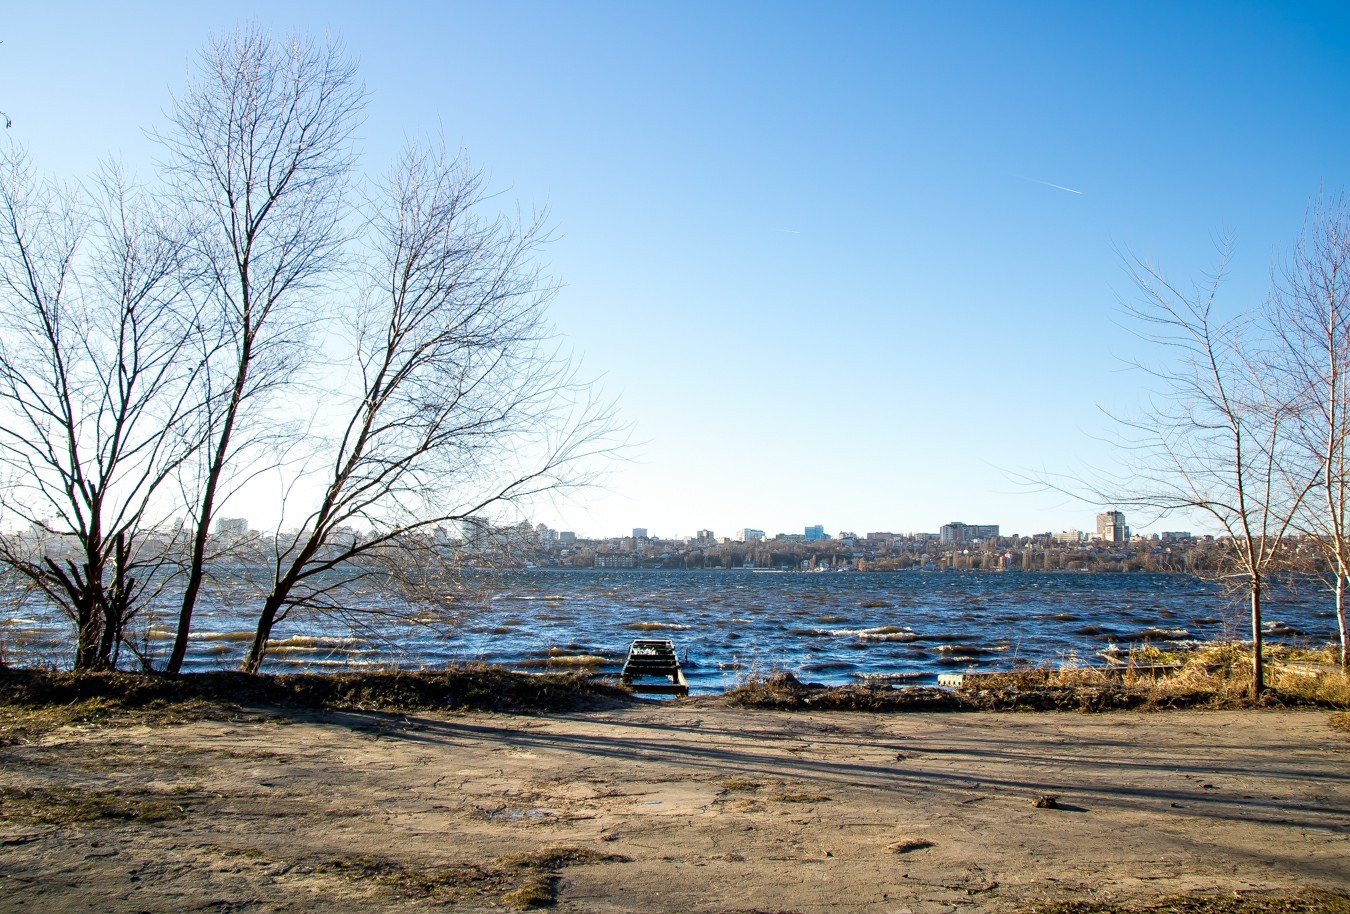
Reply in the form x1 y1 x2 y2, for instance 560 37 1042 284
1 703 1347 913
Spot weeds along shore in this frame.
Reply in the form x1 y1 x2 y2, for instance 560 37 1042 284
726 642 1350 712
1 642 1346 745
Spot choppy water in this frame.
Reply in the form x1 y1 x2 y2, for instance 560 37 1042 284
2 570 1340 693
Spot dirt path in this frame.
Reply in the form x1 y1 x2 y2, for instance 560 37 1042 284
1 706 1347 913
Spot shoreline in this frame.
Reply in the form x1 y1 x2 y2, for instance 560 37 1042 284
4 642 1348 723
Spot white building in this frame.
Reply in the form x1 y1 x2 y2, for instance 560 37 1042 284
215 517 248 537
1095 511 1129 544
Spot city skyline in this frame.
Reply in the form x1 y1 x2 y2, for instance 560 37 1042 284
2 4 1348 539
201 512 1163 547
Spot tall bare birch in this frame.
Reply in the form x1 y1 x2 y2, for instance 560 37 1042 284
241 145 614 673
1269 196 1350 670
1110 254 1313 696
156 30 364 673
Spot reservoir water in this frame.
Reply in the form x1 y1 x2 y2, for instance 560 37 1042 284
3 570 1340 693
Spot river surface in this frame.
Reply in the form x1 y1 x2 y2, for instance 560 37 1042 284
2 570 1340 692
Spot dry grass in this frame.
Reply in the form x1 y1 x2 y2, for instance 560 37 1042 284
0 667 634 733
1017 887 1350 913
719 779 763 792
0 785 189 825
887 838 935 853
725 643 1349 712
309 844 628 908
315 854 513 902
496 845 630 869
1130 643 1350 708
767 791 831 803
501 875 556 908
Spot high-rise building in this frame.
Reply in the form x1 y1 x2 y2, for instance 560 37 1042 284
804 525 826 542
940 522 999 545
214 517 248 537
632 528 648 539
735 528 765 543
1095 511 1129 544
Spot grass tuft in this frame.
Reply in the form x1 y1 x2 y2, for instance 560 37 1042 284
0 785 187 825
497 845 630 869
768 791 831 803
1018 887 1350 913
501 875 557 908
719 779 763 792
315 854 512 902
887 838 935 853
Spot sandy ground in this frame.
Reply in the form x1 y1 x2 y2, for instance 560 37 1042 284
1 704 1347 914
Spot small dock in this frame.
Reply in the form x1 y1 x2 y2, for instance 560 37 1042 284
620 639 689 697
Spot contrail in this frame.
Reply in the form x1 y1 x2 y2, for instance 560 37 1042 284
773 228 801 234
1023 176 1083 195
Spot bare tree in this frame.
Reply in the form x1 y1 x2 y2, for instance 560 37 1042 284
1268 195 1350 669
0 149 206 669
155 29 364 673
241 144 614 672
0 30 615 674
1106 253 1314 696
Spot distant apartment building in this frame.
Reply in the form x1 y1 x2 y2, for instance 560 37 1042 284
940 522 999 545
632 528 648 539
594 553 636 569
735 528 765 543
1053 530 1085 545
695 529 715 546
215 517 248 537
1158 531 1192 542
558 531 576 545
1095 511 1130 544
459 516 489 543
804 525 827 542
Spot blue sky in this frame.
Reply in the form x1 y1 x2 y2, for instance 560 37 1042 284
4 2 1349 539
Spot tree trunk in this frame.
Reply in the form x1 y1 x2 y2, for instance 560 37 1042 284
243 591 285 675
75 594 102 671
1338 575 1349 670
96 602 119 670
166 375 247 675
74 556 105 671
165 514 211 674
1250 578 1264 698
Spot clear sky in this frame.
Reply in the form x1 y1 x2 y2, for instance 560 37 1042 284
4 2 1349 539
